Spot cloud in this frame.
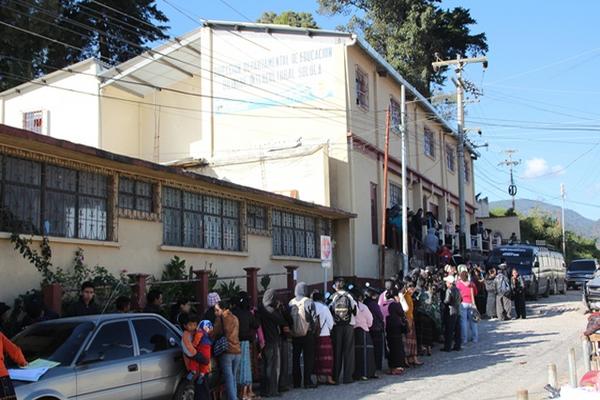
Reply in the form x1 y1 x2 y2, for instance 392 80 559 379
521 158 565 179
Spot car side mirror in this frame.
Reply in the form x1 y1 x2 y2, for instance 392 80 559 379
78 351 105 365
534 262 540 269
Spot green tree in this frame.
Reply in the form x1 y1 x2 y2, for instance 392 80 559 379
257 11 320 28
318 0 487 96
0 0 169 91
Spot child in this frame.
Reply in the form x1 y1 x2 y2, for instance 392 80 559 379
181 314 212 400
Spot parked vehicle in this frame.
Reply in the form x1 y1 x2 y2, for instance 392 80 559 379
10 314 191 400
567 259 599 289
487 244 566 299
584 273 600 312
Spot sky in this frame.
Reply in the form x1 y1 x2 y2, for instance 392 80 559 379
156 0 600 221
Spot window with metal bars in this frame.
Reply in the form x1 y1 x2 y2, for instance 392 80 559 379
22 111 44 134
272 210 322 258
390 183 402 207
390 98 401 134
355 67 369 109
0 155 109 240
424 128 435 158
162 186 241 251
446 144 455 172
247 204 267 232
118 177 154 213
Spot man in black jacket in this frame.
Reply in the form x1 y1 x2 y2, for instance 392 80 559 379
259 289 287 397
68 281 99 317
442 276 462 352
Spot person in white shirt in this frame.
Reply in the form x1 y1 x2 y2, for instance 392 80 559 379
311 291 335 385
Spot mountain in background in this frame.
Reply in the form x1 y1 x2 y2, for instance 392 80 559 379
489 199 600 240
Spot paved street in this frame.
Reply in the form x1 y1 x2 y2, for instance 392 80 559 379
282 291 586 400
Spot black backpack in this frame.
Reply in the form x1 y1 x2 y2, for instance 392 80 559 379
332 293 353 325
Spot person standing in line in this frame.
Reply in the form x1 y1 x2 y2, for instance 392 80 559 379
442 275 462 352
484 268 498 319
170 297 191 328
329 278 358 385
311 291 335 385
231 292 259 400
456 269 479 345
212 300 241 400
364 288 385 371
115 296 131 313
143 289 163 315
258 289 287 398
68 281 99 316
495 265 513 321
203 292 221 324
277 298 292 393
403 283 423 366
289 282 318 389
352 289 377 381
385 288 408 375
511 268 527 319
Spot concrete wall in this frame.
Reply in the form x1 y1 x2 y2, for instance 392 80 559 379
0 62 101 147
0 218 323 305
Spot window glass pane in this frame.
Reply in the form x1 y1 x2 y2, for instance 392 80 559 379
282 212 293 228
272 226 282 255
272 210 281 227
46 165 77 191
163 208 181 246
136 197 152 213
132 318 177 355
204 215 222 249
79 171 107 197
305 217 315 231
118 193 134 210
162 187 181 208
183 212 202 248
204 196 221 215
183 192 202 212
84 321 133 363
306 231 316 258
119 177 134 194
78 197 107 240
135 181 151 197
294 215 304 230
282 228 294 256
294 230 305 257
223 218 239 251
5 156 41 185
223 199 239 218
3 184 40 233
44 191 76 237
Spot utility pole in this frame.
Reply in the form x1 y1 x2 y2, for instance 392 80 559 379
561 183 566 258
498 149 521 211
400 85 409 277
432 55 488 253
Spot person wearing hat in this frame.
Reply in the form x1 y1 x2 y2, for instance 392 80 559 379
203 292 221 324
442 275 462 352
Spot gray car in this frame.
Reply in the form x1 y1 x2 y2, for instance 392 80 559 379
11 313 194 400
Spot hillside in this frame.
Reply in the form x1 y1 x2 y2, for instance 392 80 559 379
489 199 600 240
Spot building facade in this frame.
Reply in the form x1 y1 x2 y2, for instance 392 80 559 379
0 124 351 304
0 21 477 281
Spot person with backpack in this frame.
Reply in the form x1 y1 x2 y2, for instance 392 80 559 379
289 282 318 389
495 265 513 321
329 278 357 385
311 290 335 385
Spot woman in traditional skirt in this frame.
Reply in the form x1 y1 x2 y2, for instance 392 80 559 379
403 283 423 367
311 291 335 384
352 290 377 380
414 284 438 356
0 331 27 400
384 289 408 375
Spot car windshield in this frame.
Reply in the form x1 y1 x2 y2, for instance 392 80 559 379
489 248 534 269
569 260 597 272
11 321 95 366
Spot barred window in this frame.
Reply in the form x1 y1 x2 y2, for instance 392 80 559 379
0 155 108 240
247 204 267 231
23 111 44 134
465 159 471 183
424 128 435 158
119 177 154 213
390 183 402 207
356 67 369 109
272 210 319 258
446 144 455 172
162 187 241 251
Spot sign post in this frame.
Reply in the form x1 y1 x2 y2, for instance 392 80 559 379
320 235 332 294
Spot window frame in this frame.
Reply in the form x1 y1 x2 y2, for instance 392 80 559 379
271 209 321 259
446 144 456 173
390 97 401 134
424 128 435 159
79 320 135 364
355 66 369 110
22 110 46 135
131 317 179 355
161 186 242 252
0 155 110 241
389 183 402 207
247 204 268 234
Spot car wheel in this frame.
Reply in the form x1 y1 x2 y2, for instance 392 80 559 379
530 281 539 300
173 380 195 400
552 279 558 295
559 279 567 294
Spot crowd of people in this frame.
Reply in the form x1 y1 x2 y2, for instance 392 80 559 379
0 260 529 400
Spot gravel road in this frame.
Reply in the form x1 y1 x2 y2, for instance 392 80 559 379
280 291 586 400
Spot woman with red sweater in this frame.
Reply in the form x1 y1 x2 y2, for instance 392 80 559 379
1 332 27 400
